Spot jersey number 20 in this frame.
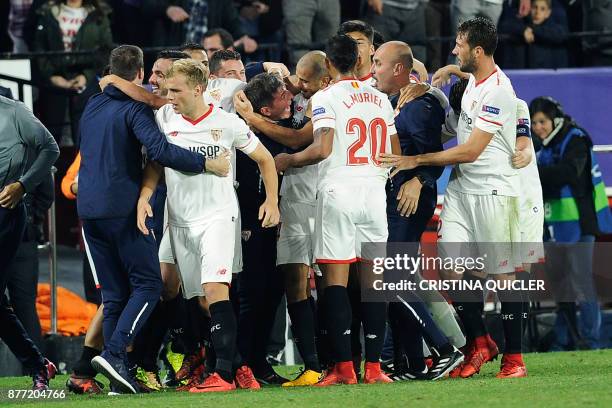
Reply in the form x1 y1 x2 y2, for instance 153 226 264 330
346 117 387 166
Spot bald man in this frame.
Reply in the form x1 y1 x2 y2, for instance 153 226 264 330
233 51 330 387
371 41 465 381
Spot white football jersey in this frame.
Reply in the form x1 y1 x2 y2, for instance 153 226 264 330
204 78 246 113
311 79 395 191
516 98 543 207
155 104 259 227
448 66 520 196
359 73 376 87
279 93 318 204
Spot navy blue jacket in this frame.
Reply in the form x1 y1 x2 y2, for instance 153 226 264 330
77 85 205 219
390 92 444 190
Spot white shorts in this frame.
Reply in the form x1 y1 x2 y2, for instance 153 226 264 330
438 188 521 275
168 214 236 299
314 181 388 263
517 197 545 266
158 212 243 274
277 198 316 266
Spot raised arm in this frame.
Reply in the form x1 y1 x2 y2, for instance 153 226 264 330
101 74 167 110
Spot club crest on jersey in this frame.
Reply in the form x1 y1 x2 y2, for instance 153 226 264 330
208 88 222 101
471 100 477 110
482 105 500 115
211 129 223 141
168 131 179 137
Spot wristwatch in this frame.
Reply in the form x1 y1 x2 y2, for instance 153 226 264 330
415 174 426 186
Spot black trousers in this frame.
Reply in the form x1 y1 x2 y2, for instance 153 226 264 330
0 203 45 373
237 221 284 372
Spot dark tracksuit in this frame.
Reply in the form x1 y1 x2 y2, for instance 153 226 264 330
77 85 205 357
384 92 450 360
0 95 59 373
235 127 286 374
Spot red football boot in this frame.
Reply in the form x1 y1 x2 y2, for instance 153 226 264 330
235 365 261 390
460 335 498 378
363 362 393 384
189 373 236 393
315 362 357 386
496 354 527 379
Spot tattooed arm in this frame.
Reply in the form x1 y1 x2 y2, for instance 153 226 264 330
274 127 334 172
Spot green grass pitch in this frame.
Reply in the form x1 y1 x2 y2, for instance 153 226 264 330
1 349 611 407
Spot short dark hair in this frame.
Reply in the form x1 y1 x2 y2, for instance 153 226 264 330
457 17 498 56
325 34 358 74
243 73 284 114
156 50 190 61
179 42 206 52
209 49 242 74
110 45 144 81
204 28 234 49
338 20 374 44
372 29 385 50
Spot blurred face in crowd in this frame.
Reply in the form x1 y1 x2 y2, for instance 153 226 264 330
295 63 327 99
149 58 174 95
216 59 247 82
531 0 552 25
346 31 374 72
371 44 398 95
185 49 209 68
204 34 227 59
165 73 203 117
453 34 477 73
261 84 292 120
531 111 554 140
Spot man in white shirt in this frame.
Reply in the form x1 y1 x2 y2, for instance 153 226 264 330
380 17 528 379
137 59 279 392
276 34 400 386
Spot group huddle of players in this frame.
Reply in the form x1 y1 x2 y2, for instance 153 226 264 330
69 16 542 395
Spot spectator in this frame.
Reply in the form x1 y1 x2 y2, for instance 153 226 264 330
583 0 612 66
426 0 450 71
499 0 569 69
141 0 258 52
283 0 340 65
8 0 34 52
451 0 531 29
31 0 113 145
237 0 283 62
531 96 612 351
202 28 235 59
365 0 428 62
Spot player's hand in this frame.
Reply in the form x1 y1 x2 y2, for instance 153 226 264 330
512 147 532 168
50 75 73 89
396 83 430 111
378 153 418 178
137 196 153 235
234 90 255 119
518 0 531 17
274 153 293 174
368 0 383 14
431 66 453 88
99 74 117 91
71 74 87 90
263 62 290 78
166 6 189 23
205 150 231 177
412 58 429 83
397 177 422 217
0 182 25 209
259 199 280 228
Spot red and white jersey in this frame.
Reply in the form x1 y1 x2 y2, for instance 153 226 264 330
516 98 543 207
359 72 376 87
311 79 395 191
448 66 520 197
204 78 246 114
280 92 318 204
155 104 259 227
